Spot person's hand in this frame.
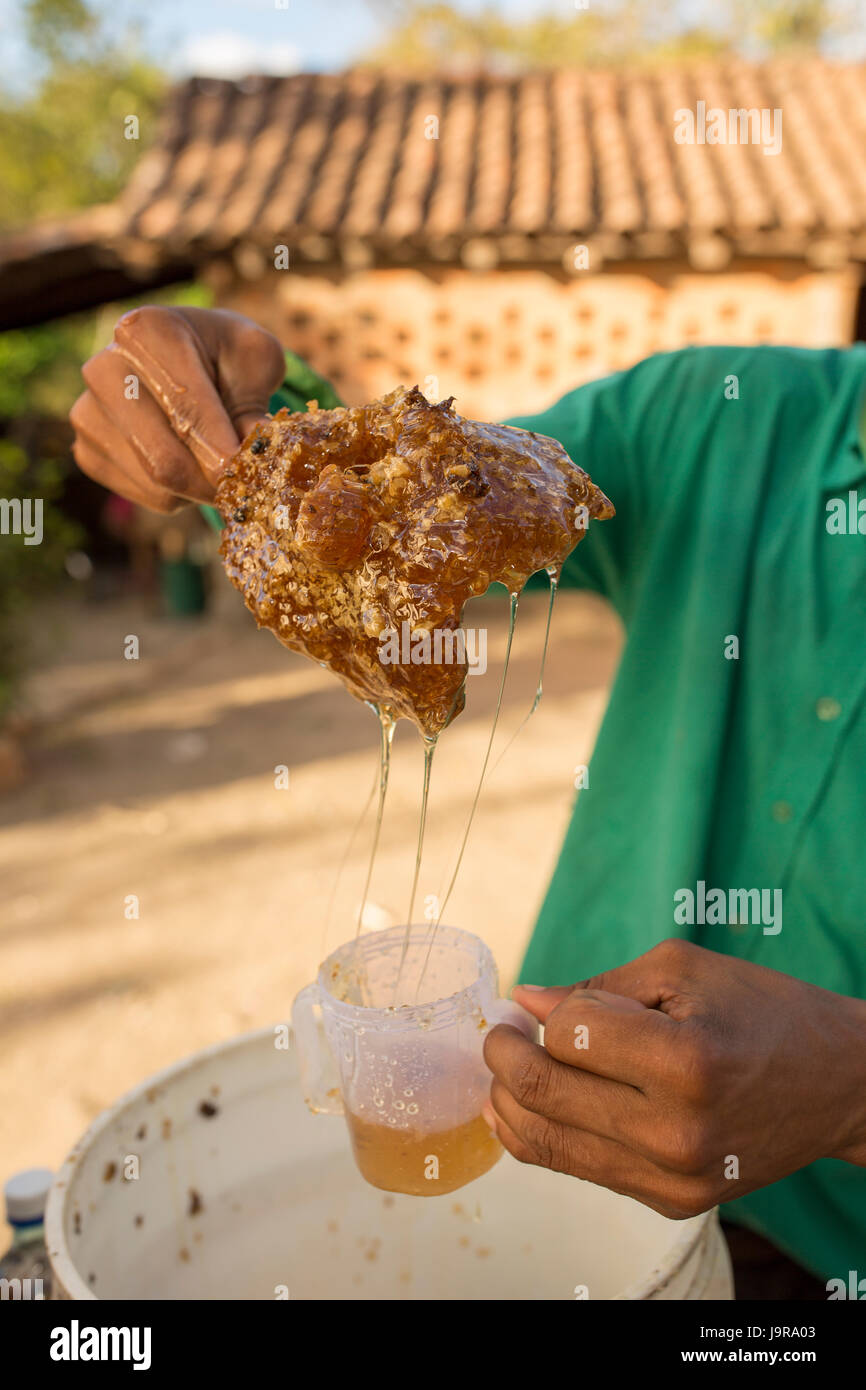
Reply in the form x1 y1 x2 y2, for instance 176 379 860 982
70 306 286 512
483 939 866 1219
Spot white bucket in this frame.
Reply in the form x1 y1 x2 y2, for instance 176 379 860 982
45 1026 732 1300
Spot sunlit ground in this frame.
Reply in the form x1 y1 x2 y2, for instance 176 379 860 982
0 579 621 1185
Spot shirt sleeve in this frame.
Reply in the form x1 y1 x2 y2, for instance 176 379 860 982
268 350 344 413
504 372 631 605
503 348 722 616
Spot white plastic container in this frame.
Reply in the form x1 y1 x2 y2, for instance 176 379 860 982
292 924 536 1195
45 1026 732 1300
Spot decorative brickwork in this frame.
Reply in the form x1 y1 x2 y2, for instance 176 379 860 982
214 262 860 419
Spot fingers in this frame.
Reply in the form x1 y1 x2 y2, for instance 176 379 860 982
512 982 647 1029
192 308 287 434
487 944 743 1219
72 365 214 505
485 1023 657 1156
541 989 678 1088
72 433 182 514
512 938 712 1022
488 1076 634 1182
234 410 272 442
500 986 677 1090
112 306 246 484
70 305 287 511
484 1087 715 1220
488 998 538 1041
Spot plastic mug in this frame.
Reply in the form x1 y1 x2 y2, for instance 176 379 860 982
291 924 536 1196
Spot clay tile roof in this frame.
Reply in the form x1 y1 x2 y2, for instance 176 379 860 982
117 62 866 247
3 61 866 329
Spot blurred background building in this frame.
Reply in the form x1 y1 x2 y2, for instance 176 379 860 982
3 1 866 613
3 64 866 419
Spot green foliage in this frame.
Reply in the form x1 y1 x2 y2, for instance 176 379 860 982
0 282 213 423
0 3 213 717
733 0 855 52
22 0 96 61
0 0 165 234
0 60 164 229
364 1 669 70
0 318 94 419
364 0 854 70
0 440 82 716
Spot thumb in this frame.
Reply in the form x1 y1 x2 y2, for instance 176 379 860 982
511 984 572 1024
210 318 286 443
177 307 287 449
234 410 272 442
512 983 648 1025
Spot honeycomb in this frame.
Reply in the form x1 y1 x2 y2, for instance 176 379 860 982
217 386 613 735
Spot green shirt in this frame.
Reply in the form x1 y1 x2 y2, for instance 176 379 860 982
227 344 863 1281
506 345 866 1283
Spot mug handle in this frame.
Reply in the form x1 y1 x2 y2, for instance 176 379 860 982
487 998 538 1042
291 983 345 1115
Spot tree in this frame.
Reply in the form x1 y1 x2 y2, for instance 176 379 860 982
362 0 855 71
0 2 171 719
363 1 683 71
735 0 858 53
0 0 165 231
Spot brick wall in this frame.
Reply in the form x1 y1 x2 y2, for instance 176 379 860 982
211 261 861 419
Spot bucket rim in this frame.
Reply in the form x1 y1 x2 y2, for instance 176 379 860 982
615 1203 718 1300
45 1024 277 1301
46 1023 720 1302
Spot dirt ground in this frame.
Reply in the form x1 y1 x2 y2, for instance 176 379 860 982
0 575 621 1194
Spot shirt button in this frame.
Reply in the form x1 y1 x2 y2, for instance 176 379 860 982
771 800 793 823
815 697 842 722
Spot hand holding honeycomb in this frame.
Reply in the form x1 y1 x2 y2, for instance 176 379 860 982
217 386 613 735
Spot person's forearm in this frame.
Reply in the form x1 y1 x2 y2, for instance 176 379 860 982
827 992 866 1166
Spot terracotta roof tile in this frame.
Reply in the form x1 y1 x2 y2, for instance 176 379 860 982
549 71 593 232
817 69 866 216
467 80 512 233
264 75 341 233
215 78 310 244
424 79 479 237
5 61 866 329
63 63 866 253
623 74 684 233
694 65 772 231
511 75 552 232
729 64 813 230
